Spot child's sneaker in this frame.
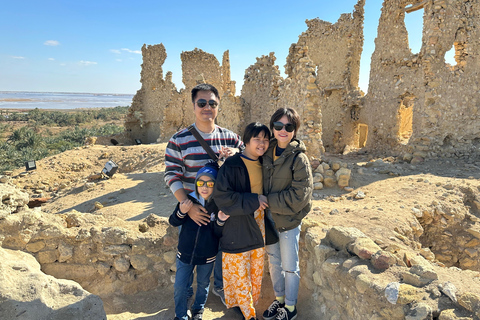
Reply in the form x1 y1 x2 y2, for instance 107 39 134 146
275 306 297 320
262 300 284 320
191 308 204 320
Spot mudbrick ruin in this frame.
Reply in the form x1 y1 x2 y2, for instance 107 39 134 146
2 0 480 319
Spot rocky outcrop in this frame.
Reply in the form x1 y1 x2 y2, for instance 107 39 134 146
0 247 106 320
301 223 480 319
0 178 29 218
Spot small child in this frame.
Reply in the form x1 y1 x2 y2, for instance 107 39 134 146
169 162 220 320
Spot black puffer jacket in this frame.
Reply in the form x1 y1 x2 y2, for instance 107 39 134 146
213 153 278 253
263 138 313 233
169 193 219 265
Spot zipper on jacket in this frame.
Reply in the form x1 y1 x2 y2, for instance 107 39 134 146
190 226 201 264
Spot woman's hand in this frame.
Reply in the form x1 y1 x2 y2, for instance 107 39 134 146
218 210 230 221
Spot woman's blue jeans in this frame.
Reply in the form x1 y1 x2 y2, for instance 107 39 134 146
174 258 214 319
265 224 301 306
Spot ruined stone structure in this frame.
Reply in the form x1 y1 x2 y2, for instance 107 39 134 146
125 0 479 161
362 0 480 159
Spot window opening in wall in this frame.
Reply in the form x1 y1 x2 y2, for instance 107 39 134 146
397 95 414 144
357 124 368 148
350 105 360 121
445 45 456 67
444 28 467 70
404 6 424 54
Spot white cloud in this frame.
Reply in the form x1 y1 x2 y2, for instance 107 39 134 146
121 48 141 54
48 58 55 61
78 60 98 66
44 40 60 46
110 49 121 54
116 59 123 62
11 56 25 59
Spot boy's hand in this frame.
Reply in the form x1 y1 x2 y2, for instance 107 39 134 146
187 204 211 226
179 199 193 214
218 210 229 221
219 146 239 159
258 195 269 211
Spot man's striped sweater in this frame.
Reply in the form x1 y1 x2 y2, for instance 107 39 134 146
164 123 243 194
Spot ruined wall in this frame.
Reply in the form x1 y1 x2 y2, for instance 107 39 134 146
240 53 283 133
126 0 479 159
291 0 365 153
239 48 325 158
126 47 235 143
363 0 480 158
124 44 179 144
301 223 480 319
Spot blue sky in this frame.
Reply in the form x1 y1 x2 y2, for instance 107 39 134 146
0 0 428 95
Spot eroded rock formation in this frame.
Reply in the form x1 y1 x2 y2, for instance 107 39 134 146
0 247 106 320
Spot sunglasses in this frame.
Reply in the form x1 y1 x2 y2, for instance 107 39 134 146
273 122 295 133
196 180 215 188
196 99 218 108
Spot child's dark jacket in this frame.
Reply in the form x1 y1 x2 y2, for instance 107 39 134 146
168 193 219 265
213 153 278 254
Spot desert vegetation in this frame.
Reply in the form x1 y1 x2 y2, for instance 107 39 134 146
0 107 128 173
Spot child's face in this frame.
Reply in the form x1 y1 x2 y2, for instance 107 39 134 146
244 131 269 158
196 175 214 200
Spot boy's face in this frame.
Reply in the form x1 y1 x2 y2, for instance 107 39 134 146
196 175 214 200
244 131 269 158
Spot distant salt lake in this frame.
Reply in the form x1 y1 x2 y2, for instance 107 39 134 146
0 91 134 110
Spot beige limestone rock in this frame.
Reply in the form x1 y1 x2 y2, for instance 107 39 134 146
0 247 106 320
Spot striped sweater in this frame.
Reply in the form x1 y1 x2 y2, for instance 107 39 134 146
164 123 243 194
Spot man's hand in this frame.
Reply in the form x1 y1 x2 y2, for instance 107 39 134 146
179 199 193 214
258 195 269 211
187 203 211 226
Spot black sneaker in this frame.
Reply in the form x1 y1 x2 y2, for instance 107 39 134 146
191 308 204 320
211 286 226 307
275 307 297 320
262 300 284 320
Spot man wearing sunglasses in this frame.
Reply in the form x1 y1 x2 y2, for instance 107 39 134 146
165 83 243 306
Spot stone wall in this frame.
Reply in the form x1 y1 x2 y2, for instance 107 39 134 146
291 0 365 153
301 223 480 319
362 0 480 159
2 180 480 318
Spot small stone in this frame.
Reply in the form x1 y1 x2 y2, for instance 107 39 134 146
314 182 324 190
329 209 339 215
439 282 457 303
411 208 423 218
385 282 400 304
355 191 366 199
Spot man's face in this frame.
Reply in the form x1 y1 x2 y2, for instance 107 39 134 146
193 90 218 124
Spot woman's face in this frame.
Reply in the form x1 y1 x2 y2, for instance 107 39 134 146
273 115 295 147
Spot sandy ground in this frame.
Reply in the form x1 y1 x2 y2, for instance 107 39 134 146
12 143 480 319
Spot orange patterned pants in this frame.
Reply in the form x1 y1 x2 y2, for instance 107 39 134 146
222 209 265 319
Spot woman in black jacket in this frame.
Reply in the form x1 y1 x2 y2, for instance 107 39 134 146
213 122 277 320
